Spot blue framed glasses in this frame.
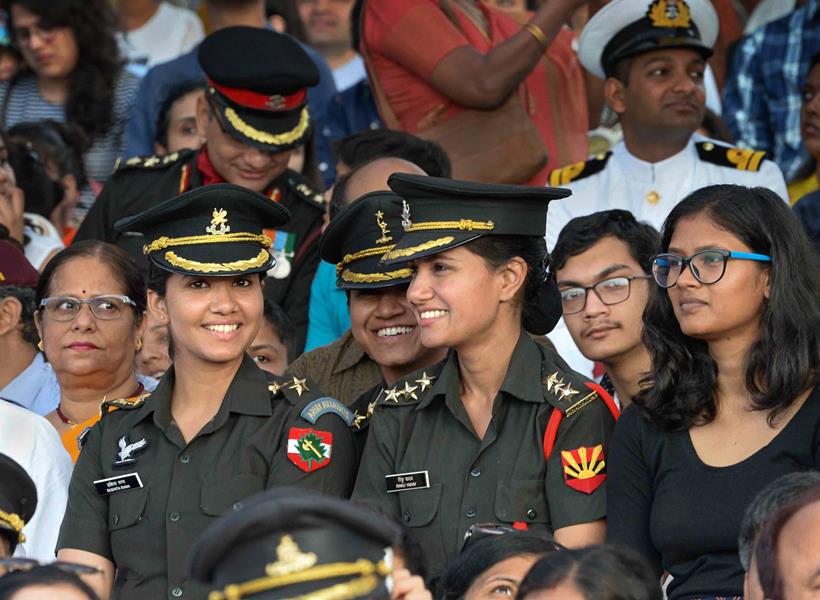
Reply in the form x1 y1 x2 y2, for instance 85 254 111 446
652 249 771 288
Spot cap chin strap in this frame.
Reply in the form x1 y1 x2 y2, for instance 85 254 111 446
0 510 26 543
224 106 310 147
163 248 270 274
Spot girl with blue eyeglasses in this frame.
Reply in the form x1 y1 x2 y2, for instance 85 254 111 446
606 184 820 600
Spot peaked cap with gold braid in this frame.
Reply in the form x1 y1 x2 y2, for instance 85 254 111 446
188 488 401 600
320 191 413 289
113 184 290 277
199 26 319 152
0 452 37 553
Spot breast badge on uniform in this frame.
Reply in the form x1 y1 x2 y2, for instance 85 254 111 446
287 427 332 472
112 434 148 468
561 445 606 494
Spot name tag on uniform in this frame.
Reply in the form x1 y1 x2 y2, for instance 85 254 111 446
385 470 429 493
93 473 143 496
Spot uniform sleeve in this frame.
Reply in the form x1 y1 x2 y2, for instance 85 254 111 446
351 407 402 519
268 409 358 498
605 406 662 575
545 395 614 530
365 0 472 81
73 182 116 243
56 423 112 560
723 31 772 153
758 159 789 202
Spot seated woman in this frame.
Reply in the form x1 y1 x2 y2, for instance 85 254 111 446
56 184 358 600
353 174 619 578
607 185 820 599
33 240 155 463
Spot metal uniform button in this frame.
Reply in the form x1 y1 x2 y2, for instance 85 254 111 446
179 454 190 464
527 509 537 520
465 507 477 518
169 511 180 522
232 502 243 511
113 514 119 525
403 512 411 523
470 467 481 477
171 587 183 598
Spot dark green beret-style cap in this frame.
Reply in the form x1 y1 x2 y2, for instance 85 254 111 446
320 191 413 290
113 183 290 277
199 26 319 152
381 173 571 264
0 452 37 553
188 487 402 600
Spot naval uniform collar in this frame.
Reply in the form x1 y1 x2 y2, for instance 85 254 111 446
615 137 696 182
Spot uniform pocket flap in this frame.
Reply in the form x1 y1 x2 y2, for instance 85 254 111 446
200 474 265 516
108 487 149 531
398 483 442 528
495 479 548 524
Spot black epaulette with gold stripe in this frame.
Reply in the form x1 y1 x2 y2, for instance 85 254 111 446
287 176 325 208
695 142 769 172
114 151 190 173
548 152 612 186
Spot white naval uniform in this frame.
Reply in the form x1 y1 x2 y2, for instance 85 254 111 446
545 134 789 250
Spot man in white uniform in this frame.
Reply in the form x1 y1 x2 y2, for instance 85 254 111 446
545 0 788 250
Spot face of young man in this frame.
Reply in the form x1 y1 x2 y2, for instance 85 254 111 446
297 0 356 55
607 48 707 141
556 236 651 365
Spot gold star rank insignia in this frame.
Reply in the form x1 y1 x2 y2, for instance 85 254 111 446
384 387 402 403
560 384 580 400
415 372 436 392
401 382 419 401
142 156 161 167
289 377 309 397
268 382 283 395
352 411 367 430
544 371 561 392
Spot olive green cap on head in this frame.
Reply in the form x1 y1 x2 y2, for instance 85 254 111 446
113 183 291 277
199 26 319 152
381 173 571 265
320 191 413 290
188 487 402 600
0 452 37 553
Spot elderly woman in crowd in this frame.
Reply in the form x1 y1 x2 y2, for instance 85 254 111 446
0 0 139 223
34 240 155 463
608 185 820 600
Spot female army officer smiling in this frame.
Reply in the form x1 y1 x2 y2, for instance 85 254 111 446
56 184 357 600
352 174 620 577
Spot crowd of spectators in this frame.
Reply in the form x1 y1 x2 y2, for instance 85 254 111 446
0 1 818 600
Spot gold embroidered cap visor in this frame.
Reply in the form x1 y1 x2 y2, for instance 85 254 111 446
113 183 291 277
188 488 403 600
0 453 37 549
577 0 718 79
381 173 571 265
320 191 413 290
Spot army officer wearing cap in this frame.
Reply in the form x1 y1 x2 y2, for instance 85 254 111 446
352 174 620 576
57 185 358 600
75 26 327 353
0 453 37 560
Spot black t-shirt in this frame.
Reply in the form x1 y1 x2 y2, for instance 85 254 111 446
607 386 820 600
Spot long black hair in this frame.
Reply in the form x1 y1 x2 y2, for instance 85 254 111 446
0 565 99 599
635 185 820 431
4 0 122 140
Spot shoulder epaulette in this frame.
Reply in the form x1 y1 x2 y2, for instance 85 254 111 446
114 150 189 173
101 392 150 414
300 396 355 427
377 371 438 408
269 376 354 426
287 175 325 208
542 370 600 417
548 152 611 186
695 141 769 172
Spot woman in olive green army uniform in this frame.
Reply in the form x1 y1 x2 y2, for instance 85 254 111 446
56 184 358 600
352 174 620 577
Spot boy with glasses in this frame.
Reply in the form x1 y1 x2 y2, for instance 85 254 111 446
551 210 659 407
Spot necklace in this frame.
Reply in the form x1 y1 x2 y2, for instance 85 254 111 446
57 382 145 427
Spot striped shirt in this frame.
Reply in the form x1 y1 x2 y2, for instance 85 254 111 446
0 70 140 220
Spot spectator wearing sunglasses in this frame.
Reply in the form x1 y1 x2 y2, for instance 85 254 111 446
33 241 157 462
607 184 820 600
551 210 660 407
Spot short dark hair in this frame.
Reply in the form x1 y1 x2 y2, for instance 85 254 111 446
7 120 88 187
755 484 820 600
262 298 296 364
155 79 206 149
636 185 820 431
264 0 307 42
36 241 147 325
551 209 660 273
0 565 100 599
437 531 557 600
333 129 451 177
516 545 662 600
738 471 820 571
0 285 38 346
328 172 351 221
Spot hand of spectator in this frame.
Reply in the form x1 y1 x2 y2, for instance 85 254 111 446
391 568 432 600
0 170 25 243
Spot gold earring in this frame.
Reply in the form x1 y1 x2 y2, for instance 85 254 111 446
135 338 143 352
37 340 44 352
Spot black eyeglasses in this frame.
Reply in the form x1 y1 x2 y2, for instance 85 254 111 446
559 275 652 315
0 557 102 576
39 295 137 321
651 249 771 288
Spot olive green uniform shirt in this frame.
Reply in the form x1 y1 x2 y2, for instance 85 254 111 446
57 356 357 600
352 332 617 576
